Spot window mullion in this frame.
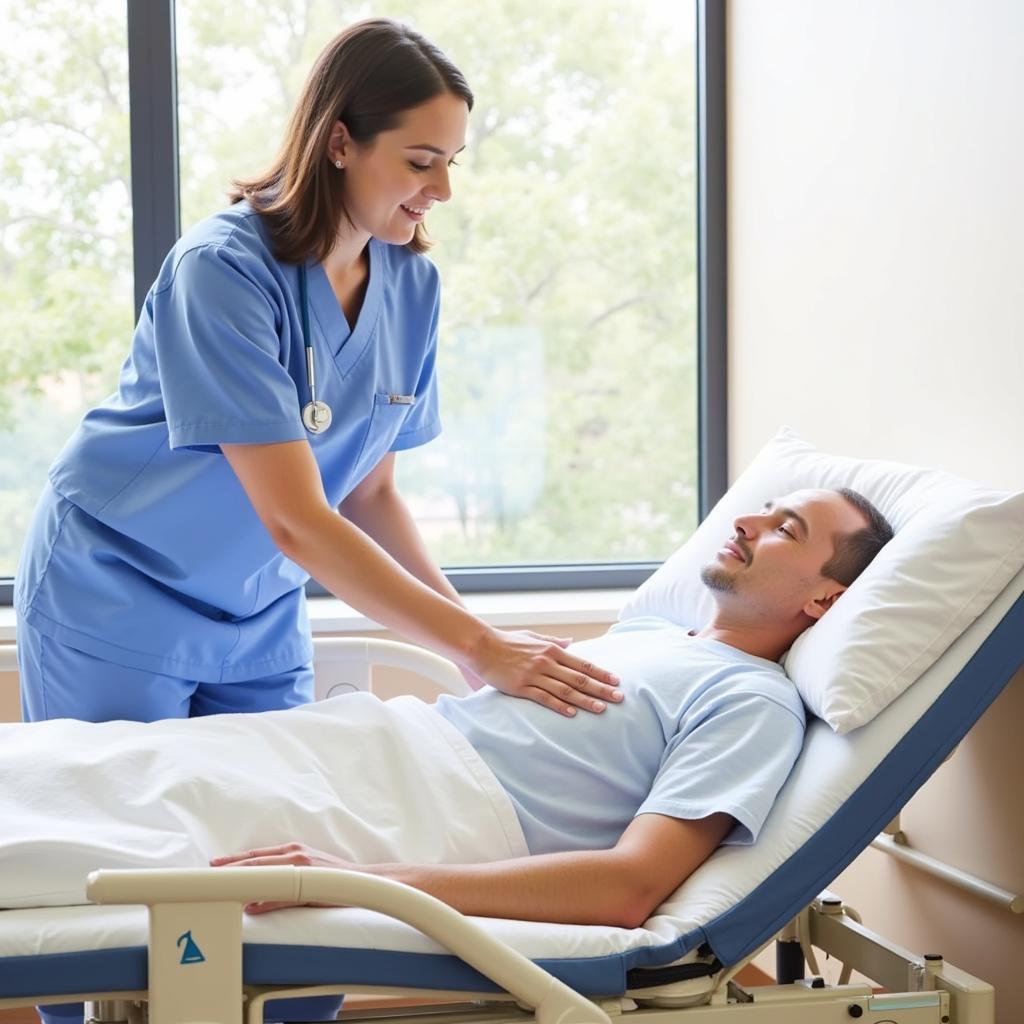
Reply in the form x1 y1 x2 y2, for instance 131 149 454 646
697 0 728 519
127 0 181 321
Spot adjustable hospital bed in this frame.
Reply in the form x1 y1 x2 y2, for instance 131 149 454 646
1 562 1022 1024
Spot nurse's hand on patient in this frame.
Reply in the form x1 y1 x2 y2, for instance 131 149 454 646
470 628 623 717
210 843 358 914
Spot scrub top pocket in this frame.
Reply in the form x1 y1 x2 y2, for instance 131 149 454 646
350 391 416 482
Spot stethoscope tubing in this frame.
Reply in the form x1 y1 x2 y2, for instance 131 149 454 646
298 265 332 434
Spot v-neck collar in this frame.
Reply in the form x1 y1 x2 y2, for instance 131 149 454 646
304 238 385 378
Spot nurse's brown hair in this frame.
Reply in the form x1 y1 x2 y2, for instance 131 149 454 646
229 18 473 263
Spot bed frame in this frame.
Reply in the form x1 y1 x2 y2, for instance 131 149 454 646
0 629 1014 1024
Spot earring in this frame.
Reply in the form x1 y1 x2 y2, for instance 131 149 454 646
334 160 343 169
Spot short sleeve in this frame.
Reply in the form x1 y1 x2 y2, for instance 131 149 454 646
636 693 805 846
390 272 442 452
151 245 307 451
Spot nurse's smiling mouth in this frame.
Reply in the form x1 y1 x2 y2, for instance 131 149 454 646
400 204 430 221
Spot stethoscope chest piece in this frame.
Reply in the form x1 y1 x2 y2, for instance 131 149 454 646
302 400 333 434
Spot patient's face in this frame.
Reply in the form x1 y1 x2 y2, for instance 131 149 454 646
700 489 868 624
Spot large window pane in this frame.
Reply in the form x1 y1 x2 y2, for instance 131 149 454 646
0 2 133 577
177 0 697 568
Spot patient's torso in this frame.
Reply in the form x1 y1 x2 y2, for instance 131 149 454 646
435 617 806 855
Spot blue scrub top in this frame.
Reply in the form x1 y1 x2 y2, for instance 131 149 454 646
16 201 442 682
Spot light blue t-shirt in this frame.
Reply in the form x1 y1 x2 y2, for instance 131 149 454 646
16 201 441 681
436 617 806 854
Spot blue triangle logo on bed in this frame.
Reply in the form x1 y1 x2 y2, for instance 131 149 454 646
176 931 206 965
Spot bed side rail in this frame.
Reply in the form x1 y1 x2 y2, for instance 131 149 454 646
86 866 611 1024
312 636 470 699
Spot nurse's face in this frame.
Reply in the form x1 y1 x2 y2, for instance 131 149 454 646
332 92 469 245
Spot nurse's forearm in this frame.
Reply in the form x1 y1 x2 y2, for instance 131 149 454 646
340 488 484 690
223 441 621 710
279 505 490 668
340 487 465 610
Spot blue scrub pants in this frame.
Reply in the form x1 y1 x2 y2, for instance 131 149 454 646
17 620 342 1024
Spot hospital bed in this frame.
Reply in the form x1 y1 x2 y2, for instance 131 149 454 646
0 564 1022 1024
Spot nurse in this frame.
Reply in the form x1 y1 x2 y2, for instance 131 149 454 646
14 18 622 734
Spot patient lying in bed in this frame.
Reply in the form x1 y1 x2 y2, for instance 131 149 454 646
0 488 891 928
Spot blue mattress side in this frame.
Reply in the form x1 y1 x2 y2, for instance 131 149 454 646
0 940 704 1000
0 947 147 999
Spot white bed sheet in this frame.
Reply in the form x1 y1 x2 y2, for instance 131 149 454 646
0 693 526 909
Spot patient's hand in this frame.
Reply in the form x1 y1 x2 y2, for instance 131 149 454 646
210 842 359 913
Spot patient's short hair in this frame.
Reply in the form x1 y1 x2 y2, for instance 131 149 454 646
821 489 894 586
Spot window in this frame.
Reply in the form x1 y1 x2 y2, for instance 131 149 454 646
0 3 133 584
1 1 724 601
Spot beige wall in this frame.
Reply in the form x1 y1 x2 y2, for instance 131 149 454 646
0 667 17 722
728 0 1024 1015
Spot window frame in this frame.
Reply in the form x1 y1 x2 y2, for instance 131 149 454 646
0 0 725 604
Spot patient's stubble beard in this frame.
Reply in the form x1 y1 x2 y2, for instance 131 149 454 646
700 563 738 594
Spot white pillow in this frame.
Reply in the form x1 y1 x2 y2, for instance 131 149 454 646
620 427 1024 734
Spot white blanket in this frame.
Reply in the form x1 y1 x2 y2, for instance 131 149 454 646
0 693 528 909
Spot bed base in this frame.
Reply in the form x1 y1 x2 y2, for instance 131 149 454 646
0 872 992 1024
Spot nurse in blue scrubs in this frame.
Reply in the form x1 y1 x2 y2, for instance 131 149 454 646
17 17 622 728
15 17 620 1024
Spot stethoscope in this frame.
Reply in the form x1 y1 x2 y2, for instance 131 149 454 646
298 265 333 434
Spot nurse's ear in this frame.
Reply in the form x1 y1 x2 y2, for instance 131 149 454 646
327 119 354 169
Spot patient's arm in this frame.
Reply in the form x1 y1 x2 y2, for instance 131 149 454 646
213 812 733 928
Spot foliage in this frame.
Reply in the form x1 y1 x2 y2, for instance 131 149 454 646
0 0 697 575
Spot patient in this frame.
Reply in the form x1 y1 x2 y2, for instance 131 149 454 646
0 488 891 930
